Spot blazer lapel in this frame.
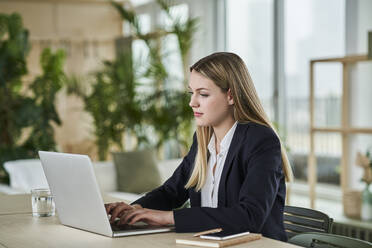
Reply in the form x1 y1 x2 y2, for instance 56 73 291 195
217 123 248 206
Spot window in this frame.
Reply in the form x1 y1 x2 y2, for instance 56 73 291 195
226 0 275 119
159 3 189 91
226 0 346 185
133 2 189 92
284 0 345 184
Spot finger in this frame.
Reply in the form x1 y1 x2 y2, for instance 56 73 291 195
119 209 142 225
110 203 132 222
130 210 171 226
105 202 122 215
110 203 133 223
128 212 148 225
119 209 145 225
105 203 117 214
117 208 131 219
128 212 161 226
117 208 137 225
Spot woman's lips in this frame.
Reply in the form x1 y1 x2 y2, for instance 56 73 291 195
194 112 203 117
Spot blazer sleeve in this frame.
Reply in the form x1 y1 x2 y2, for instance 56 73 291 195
131 135 197 210
173 133 284 233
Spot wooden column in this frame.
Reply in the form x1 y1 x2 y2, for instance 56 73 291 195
341 62 350 194
309 61 316 209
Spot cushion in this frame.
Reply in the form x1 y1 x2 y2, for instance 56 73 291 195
112 149 161 194
92 161 117 192
3 159 49 192
157 158 183 182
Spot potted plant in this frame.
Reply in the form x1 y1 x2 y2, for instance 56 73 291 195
66 1 197 193
111 0 197 153
355 150 372 220
0 13 66 183
70 0 197 161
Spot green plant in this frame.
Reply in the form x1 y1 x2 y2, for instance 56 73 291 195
114 0 197 150
151 0 198 153
0 13 66 182
0 13 31 182
74 51 145 160
24 48 66 152
156 0 198 77
73 1 197 160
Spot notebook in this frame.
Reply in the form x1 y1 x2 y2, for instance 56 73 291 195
38 151 174 237
175 233 262 247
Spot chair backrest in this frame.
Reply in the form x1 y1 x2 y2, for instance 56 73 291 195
289 232 372 248
3 159 49 192
284 205 333 239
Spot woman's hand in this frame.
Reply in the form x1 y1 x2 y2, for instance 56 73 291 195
118 208 174 226
104 202 142 224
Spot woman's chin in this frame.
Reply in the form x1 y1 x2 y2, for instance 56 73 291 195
195 120 210 127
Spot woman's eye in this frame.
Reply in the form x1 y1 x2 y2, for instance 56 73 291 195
188 91 193 95
200 94 209 97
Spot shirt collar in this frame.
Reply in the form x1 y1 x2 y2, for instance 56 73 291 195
208 122 238 155
207 133 215 155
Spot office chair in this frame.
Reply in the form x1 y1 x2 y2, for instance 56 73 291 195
284 205 333 239
289 232 372 248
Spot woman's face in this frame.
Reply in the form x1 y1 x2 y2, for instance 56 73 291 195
188 70 234 127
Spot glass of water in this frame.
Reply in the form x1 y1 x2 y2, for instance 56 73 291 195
31 188 55 217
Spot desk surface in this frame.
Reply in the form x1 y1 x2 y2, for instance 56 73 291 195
0 194 300 248
0 193 127 215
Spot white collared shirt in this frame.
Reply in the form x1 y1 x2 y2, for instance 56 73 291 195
201 122 238 208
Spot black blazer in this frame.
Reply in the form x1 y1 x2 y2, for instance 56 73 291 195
133 122 287 241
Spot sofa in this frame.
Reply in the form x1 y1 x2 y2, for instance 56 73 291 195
0 158 182 203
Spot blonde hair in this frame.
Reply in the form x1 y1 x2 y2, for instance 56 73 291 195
185 52 293 191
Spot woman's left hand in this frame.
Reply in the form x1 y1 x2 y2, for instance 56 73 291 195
118 208 174 226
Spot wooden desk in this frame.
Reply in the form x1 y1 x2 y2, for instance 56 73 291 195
0 194 32 215
0 193 127 215
0 195 301 248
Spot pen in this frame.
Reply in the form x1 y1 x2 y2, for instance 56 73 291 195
193 228 223 237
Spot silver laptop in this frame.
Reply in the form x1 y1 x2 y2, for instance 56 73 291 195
38 151 173 237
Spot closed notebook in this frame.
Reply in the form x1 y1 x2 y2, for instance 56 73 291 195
175 233 262 248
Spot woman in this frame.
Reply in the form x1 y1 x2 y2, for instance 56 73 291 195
105 52 292 241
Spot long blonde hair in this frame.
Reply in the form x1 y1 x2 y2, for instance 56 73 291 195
185 52 293 191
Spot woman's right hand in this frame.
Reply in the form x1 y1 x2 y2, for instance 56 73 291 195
105 202 142 224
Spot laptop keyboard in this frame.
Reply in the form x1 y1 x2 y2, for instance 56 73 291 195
111 221 153 231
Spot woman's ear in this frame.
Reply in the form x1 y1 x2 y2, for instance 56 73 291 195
227 89 234 105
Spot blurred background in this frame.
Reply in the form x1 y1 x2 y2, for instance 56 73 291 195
1 0 372 242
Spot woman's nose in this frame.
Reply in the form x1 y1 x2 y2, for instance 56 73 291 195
189 95 199 108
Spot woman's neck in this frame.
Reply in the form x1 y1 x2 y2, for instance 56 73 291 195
213 117 236 147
